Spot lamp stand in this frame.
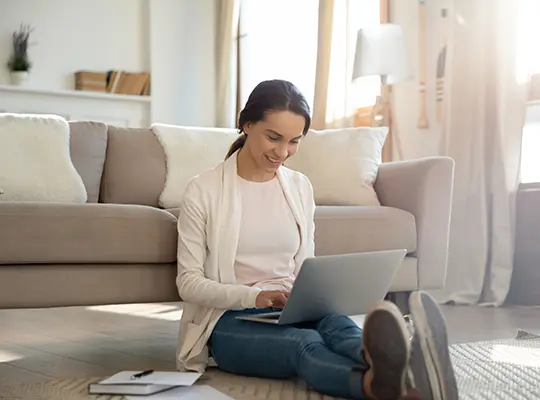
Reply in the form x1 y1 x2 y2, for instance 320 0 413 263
371 76 397 161
371 76 391 127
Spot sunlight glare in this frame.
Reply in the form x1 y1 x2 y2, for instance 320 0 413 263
86 303 183 321
491 344 540 367
520 121 540 183
515 0 540 84
0 349 24 362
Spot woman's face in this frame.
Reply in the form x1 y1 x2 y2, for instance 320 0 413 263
243 110 305 173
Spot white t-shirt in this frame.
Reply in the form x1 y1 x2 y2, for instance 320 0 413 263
234 175 300 291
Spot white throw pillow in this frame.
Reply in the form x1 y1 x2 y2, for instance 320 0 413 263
0 113 87 203
151 123 239 208
285 126 388 206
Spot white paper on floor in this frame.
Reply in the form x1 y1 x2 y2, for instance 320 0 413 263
125 384 234 400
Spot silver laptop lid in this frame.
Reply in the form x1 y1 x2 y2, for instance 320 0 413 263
278 249 406 324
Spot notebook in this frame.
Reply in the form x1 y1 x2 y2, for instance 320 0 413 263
88 371 202 396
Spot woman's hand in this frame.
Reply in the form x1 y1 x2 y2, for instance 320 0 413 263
255 290 290 309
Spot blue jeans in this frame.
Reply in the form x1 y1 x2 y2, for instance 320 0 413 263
209 308 369 399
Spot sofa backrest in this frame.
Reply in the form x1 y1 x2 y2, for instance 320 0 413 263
68 123 168 207
99 126 167 207
68 121 108 203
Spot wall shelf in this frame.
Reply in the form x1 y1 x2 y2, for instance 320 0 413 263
0 84 151 103
0 84 151 127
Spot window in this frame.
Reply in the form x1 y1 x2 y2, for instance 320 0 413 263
238 0 319 108
238 0 381 112
520 117 540 184
517 0 540 183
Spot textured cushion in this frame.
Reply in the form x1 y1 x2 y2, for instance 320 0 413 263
100 126 166 206
313 206 416 255
285 127 387 206
0 113 87 203
0 203 177 264
151 124 238 208
69 121 108 203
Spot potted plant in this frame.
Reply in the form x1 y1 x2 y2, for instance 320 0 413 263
7 23 35 85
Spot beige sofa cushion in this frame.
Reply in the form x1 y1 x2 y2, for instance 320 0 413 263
100 126 166 206
314 206 416 256
69 121 108 203
285 127 387 206
0 203 177 264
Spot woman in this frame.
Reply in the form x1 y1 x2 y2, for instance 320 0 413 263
175 79 458 399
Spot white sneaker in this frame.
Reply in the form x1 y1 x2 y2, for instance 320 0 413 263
408 291 459 400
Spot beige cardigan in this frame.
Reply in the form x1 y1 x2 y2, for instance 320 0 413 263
175 151 316 372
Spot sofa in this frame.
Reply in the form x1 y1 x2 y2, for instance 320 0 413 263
0 121 455 309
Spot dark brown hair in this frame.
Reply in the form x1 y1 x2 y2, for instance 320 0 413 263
225 79 311 159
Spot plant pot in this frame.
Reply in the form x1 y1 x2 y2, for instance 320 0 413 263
9 71 29 85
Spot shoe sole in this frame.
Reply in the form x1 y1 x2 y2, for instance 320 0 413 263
363 301 411 400
409 291 459 400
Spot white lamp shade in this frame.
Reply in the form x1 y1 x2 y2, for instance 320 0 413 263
353 24 411 85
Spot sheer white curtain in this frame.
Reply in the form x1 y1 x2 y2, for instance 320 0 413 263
215 0 240 128
430 0 529 306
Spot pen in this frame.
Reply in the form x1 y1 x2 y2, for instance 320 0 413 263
130 369 154 380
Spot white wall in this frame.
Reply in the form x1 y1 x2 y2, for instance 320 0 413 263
149 0 216 127
390 0 447 159
0 0 149 89
0 0 217 127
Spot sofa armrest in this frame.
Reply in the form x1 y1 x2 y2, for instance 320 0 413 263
374 157 455 290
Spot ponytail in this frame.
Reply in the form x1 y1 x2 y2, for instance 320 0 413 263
225 133 246 159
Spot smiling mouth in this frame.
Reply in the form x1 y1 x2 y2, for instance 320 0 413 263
266 155 283 164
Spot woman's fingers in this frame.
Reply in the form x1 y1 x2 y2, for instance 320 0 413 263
269 292 287 307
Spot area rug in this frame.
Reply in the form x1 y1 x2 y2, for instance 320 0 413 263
1 331 540 399
449 329 540 399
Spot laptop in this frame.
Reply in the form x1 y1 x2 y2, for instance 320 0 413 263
235 249 406 325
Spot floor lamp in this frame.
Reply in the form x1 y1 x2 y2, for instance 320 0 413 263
352 24 410 145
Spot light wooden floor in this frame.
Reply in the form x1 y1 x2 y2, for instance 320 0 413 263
1 302 540 385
